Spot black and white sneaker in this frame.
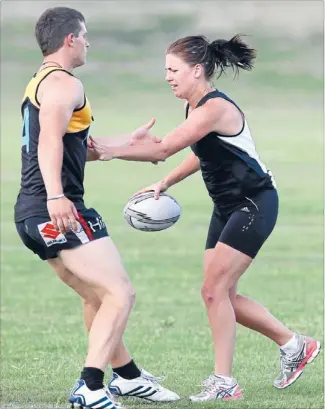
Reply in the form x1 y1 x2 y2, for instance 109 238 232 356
108 369 180 402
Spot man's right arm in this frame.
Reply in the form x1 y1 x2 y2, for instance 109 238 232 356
38 73 83 232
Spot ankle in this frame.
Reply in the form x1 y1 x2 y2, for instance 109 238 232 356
214 374 236 385
112 359 141 380
81 367 105 391
280 333 300 354
277 331 295 347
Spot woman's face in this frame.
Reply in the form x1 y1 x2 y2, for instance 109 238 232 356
165 53 203 100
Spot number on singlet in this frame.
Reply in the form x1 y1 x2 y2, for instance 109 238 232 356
22 106 30 153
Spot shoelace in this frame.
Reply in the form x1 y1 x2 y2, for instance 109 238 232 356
280 347 305 371
201 375 216 388
281 355 303 370
195 375 227 396
201 375 229 387
104 387 123 408
140 370 165 384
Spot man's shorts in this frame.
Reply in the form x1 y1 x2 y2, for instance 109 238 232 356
205 189 279 258
15 208 109 261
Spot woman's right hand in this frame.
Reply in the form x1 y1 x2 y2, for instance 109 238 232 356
133 180 169 200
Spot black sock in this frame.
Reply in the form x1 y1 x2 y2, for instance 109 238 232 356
112 359 141 380
81 367 105 391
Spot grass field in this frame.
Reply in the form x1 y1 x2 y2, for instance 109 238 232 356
1 94 324 409
1 3 324 408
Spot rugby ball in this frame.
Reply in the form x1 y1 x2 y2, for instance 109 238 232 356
123 191 181 232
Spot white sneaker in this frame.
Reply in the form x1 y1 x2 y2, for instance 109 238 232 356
189 375 243 402
69 379 124 409
108 369 180 402
273 336 321 389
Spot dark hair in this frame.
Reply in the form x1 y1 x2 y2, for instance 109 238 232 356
35 7 85 56
167 34 257 79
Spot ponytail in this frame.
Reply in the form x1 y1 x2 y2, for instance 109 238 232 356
209 35 257 77
167 34 257 79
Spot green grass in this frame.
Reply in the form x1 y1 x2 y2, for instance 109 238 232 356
1 90 323 409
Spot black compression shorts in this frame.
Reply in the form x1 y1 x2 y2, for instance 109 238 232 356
206 189 278 258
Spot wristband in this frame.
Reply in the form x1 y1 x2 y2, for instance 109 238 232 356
47 194 65 201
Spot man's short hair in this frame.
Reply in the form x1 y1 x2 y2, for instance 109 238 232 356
35 7 85 56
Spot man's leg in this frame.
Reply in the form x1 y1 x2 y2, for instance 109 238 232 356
49 258 142 371
78 283 179 401
58 237 134 368
80 298 133 368
48 246 179 403
56 237 134 408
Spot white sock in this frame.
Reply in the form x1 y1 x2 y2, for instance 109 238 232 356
214 374 236 385
280 333 300 354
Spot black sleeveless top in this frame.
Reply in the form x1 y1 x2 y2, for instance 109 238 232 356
188 90 275 213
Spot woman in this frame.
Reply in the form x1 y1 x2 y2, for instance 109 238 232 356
91 35 321 402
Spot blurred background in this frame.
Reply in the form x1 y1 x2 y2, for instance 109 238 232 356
1 1 324 408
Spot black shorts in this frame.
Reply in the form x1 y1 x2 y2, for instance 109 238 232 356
206 189 278 258
15 208 109 261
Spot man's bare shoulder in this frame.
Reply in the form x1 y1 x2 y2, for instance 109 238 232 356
38 70 84 106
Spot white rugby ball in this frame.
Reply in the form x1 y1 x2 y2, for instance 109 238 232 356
123 191 181 232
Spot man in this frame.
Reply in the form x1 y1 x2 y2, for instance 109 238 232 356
14 7 179 409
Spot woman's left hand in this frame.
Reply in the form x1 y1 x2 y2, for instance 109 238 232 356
88 136 115 161
130 117 161 145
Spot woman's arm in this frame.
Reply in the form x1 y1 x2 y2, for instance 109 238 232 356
133 152 200 199
86 118 159 162
164 152 200 188
91 99 224 162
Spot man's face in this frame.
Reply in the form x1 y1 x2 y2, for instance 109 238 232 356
71 21 89 67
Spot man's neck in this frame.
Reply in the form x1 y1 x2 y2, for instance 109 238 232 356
42 52 74 72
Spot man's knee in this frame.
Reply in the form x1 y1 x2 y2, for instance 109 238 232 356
110 281 136 312
82 295 102 311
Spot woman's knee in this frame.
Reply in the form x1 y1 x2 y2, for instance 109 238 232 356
229 283 238 307
202 243 251 307
201 266 229 305
201 283 229 306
